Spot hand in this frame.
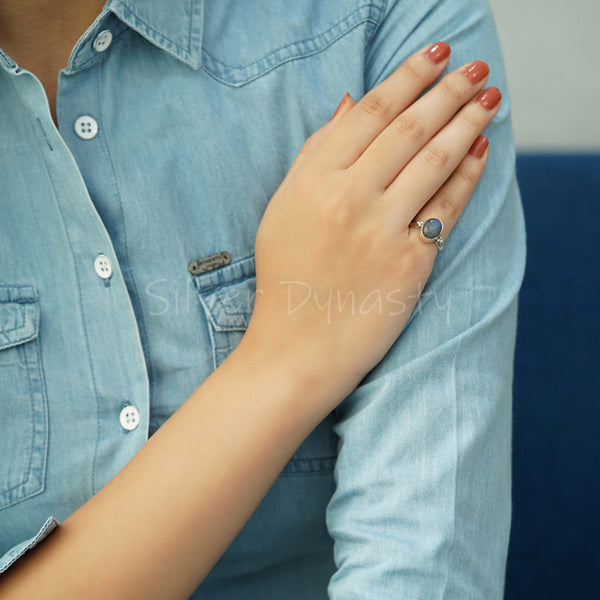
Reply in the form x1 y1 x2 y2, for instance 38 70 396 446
239 41 501 407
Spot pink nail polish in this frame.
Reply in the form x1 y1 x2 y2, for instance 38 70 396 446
463 60 489 83
468 135 489 159
425 41 451 64
476 87 502 110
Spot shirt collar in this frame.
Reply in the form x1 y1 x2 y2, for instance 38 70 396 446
107 0 204 69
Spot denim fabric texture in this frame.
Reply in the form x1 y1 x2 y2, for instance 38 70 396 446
0 0 525 597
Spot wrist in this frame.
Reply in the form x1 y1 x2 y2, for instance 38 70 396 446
226 328 350 426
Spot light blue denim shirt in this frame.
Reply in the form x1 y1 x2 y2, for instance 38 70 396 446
0 0 525 597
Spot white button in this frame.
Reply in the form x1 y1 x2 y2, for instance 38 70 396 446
119 405 140 431
93 30 113 52
94 254 113 279
74 115 98 140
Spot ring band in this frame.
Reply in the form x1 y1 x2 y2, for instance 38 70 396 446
410 218 445 250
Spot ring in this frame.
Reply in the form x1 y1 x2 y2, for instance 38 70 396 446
410 217 445 250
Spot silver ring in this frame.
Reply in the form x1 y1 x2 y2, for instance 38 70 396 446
410 218 444 250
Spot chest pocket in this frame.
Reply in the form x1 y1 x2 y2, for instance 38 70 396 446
192 255 337 474
201 1 383 86
0 285 48 510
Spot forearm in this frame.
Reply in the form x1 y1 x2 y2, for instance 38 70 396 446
0 341 331 600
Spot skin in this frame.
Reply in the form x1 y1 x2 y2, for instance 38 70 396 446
0 3 500 598
0 0 106 123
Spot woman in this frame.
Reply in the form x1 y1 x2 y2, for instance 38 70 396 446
0 0 525 598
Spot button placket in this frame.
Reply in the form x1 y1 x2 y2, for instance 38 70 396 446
42 28 150 458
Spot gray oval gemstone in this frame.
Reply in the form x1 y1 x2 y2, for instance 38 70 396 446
422 218 442 240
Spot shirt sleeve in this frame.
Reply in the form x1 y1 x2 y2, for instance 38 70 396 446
325 0 526 598
0 516 59 574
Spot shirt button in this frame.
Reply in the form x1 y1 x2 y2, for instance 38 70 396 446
94 254 113 279
93 29 113 52
74 115 98 140
119 405 140 431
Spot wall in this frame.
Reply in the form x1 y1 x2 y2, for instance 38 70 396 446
489 0 599 152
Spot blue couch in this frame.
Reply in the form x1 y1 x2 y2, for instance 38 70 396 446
505 154 600 597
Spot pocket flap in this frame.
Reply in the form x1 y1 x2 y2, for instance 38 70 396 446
0 286 40 351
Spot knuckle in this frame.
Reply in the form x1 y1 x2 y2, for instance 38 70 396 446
402 244 425 273
460 108 483 132
393 113 426 143
440 74 466 101
320 188 356 229
423 144 451 169
456 161 481 186
402 57 425 82
395 239 421 271
436 190 459 218
405 237 436 270
359 92 393 120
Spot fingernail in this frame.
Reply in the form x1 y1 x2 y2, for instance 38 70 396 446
463 60 489 83
330 92 351 121
468 135 489 159
476 86 502 110
425 41 451 64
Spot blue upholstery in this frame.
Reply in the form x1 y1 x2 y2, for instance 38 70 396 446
505 154 600 597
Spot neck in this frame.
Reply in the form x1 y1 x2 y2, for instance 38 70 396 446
0 0 107 125
0 0 107 61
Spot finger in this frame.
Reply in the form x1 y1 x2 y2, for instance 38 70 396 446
350 60 490 190
283 93 357 184
384 86 502 222
408 135 490 255
314 41 452 170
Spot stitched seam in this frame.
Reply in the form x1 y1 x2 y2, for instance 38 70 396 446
0 343 35 500
0 308 26 337
367 0 388 43
203 4 379 71
188 0 194 55
111 0 193 59
0 286 37 302
0 48 16 69
29 319 50 499
201 5 382 87
202 19 378 87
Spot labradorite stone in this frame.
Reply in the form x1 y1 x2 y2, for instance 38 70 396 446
422 218 442 240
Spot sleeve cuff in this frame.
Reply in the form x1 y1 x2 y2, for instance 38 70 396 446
0 516 59 574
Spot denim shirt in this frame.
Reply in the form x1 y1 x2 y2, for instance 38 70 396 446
0 0 525 597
